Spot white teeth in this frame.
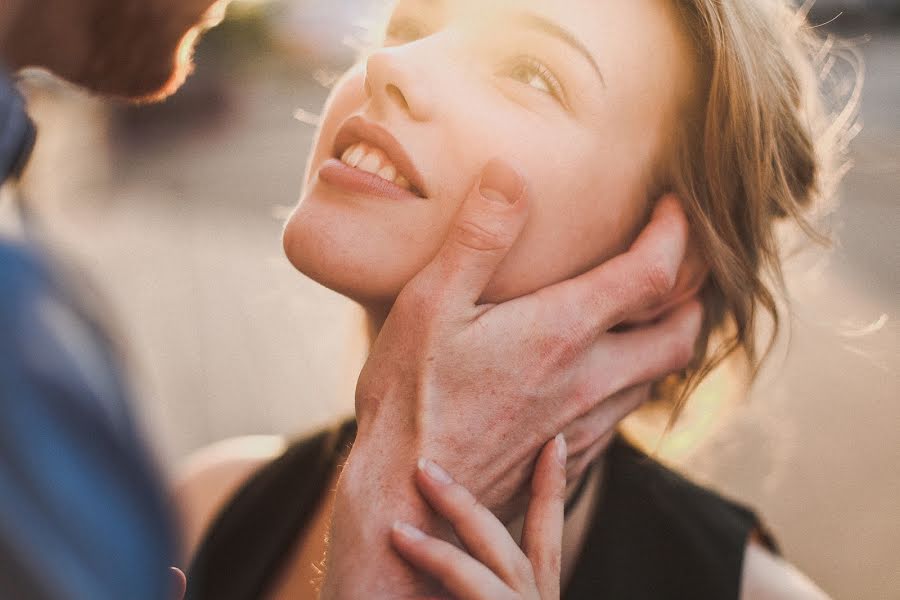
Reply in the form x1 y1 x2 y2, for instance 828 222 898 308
347 145 365 168
377 164 397 181
339 141 414 191
358 152 382 174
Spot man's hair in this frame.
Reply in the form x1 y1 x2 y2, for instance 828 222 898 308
78 0 204 101
4 0 214 101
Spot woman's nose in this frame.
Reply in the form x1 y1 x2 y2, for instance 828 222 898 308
364 48 435 122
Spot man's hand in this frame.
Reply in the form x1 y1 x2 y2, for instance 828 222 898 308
354 159 700 515
323 159 702 598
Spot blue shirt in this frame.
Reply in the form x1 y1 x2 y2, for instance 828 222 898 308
0 69 34 185
1 71 177 600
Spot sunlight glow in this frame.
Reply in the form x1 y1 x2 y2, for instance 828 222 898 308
622 361 748 465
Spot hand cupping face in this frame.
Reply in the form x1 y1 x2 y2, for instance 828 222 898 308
352 163 702 522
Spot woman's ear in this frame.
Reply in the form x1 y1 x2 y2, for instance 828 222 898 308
625 229 709 325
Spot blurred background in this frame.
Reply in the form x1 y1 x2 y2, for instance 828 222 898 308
4 0 898 598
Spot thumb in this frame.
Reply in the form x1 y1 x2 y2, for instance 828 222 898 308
419 158 528 307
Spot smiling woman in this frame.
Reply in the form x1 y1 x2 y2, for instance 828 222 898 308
282 0 835 409
284 0 693 308
182 0 846 598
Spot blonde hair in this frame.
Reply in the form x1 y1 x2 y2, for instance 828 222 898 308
658 0 859 418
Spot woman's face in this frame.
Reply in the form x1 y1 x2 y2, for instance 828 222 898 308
284 0 694 308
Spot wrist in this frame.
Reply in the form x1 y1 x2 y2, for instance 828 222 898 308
322 441 446 599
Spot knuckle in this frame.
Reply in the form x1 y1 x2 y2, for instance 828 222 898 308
538 330 583 369
641 259 677 301
452 218 509 253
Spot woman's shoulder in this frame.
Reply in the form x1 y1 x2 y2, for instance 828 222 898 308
173 435 290 559
566 436 777 599
569 436 829 599
174 419 357 561
606 443 831 598
741 542 831 600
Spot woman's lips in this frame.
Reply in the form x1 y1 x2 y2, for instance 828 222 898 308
331 116 429 197
318 158 425 202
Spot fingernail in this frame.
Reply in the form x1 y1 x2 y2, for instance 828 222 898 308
555 434 568 467
418 458 454 484
393 521 427 541
480 158 524 205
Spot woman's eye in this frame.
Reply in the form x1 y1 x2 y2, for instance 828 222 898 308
504 58 563 100
385 18 427 45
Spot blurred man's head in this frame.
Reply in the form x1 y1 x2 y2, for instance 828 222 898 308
0 0 229 101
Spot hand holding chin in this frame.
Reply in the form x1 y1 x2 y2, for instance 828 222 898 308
322 157 702 598
351 157 702 519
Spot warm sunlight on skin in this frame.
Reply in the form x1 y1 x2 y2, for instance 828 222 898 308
283 0 699 310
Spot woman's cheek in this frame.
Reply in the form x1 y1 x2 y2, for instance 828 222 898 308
483 164 644 303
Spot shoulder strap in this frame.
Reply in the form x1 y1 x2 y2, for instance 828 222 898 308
186 419 357 600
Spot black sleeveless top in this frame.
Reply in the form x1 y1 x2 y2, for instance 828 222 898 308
186 420 777 600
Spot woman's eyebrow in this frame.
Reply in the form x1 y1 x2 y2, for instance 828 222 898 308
514 11 606 87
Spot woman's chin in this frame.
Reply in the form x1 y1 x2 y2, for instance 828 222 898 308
282 212 407 307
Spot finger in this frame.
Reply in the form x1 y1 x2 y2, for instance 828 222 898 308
411 158 527 309
562 384 651 456
625 227 709 326
415 458 530 586
391 521 517 600
170 567 187 600
589 299 703 399
539 194 689 338
521 435 567 599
